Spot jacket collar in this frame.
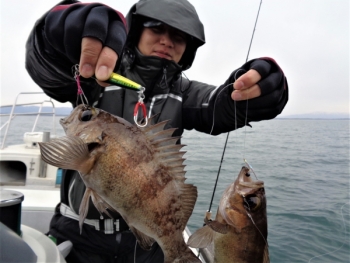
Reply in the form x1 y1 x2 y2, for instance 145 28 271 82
119 47 182 100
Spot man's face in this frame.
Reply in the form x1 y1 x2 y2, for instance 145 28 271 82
137 24 187 63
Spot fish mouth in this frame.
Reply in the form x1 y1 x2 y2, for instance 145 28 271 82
237 166 264 197
238 166 263 185
59 117 68 132
239 180 264 188
59 118 65 126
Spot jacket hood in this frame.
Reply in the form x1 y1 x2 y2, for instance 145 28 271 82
125 0 205 70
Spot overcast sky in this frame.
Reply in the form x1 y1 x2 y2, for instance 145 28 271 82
1 0 349 117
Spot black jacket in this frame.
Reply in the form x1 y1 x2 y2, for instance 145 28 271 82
25 0 288 218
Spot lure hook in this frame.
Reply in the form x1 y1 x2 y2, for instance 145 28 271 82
133 87 148 127
73 64 89 106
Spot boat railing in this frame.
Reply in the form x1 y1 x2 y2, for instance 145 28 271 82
0 92 57 149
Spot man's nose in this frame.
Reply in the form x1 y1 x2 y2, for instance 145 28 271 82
159 31 174 47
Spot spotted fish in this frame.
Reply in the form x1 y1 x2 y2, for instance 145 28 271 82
39 105 200 263
188 166 269 263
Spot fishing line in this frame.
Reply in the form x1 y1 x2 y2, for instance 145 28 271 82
246 212 268 246
241 0 262 164
206 0 263 217
242 94 249 160
307 202 350 263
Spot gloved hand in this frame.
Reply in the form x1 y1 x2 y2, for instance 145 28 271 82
230 58 288 121
44 2 127 81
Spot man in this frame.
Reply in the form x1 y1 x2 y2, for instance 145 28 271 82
25 0 288 262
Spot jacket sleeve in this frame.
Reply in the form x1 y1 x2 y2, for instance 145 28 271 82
25 0 127 105
182 58 289 135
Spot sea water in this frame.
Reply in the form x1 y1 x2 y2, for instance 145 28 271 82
1 116 349 263
183 119 350 263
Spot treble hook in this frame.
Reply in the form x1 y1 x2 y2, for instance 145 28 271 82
73 64 89 106
133 87 148 127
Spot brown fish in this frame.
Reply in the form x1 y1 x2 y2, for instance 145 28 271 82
39 104 200 263
188 166 269 263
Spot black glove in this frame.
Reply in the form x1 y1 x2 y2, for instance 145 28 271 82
25 1 127 104
230 58 289 122
44 2 127 64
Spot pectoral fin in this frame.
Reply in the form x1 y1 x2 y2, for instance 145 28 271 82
90 190 118 219
187 225 214 248
129 226 155 250
78 188 119 234
38 136 96 174
79 188 93 234
205 219 229 234
188 218 230 249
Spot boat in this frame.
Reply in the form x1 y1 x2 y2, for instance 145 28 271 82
0 92 212 262
0 92 68 262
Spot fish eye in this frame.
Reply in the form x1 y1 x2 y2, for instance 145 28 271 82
81 109 93 122
244 195 261 211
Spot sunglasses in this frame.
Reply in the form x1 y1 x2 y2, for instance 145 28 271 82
143 20 188 44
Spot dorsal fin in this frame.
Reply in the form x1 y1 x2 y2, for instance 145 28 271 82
145 122 187 180
142 120 168 135
152 137 180 147
144 122 198 232
148 128 177 142
157 144 185 153
167 164 186 170
164 158 185 167
157 151 186 160
144 114 160 126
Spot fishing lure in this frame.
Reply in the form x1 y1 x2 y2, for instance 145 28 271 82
103 72 142 92
101 72 148 127
72 64 148 127
102 72 148 127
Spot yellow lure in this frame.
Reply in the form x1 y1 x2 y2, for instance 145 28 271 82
107 73 142 91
